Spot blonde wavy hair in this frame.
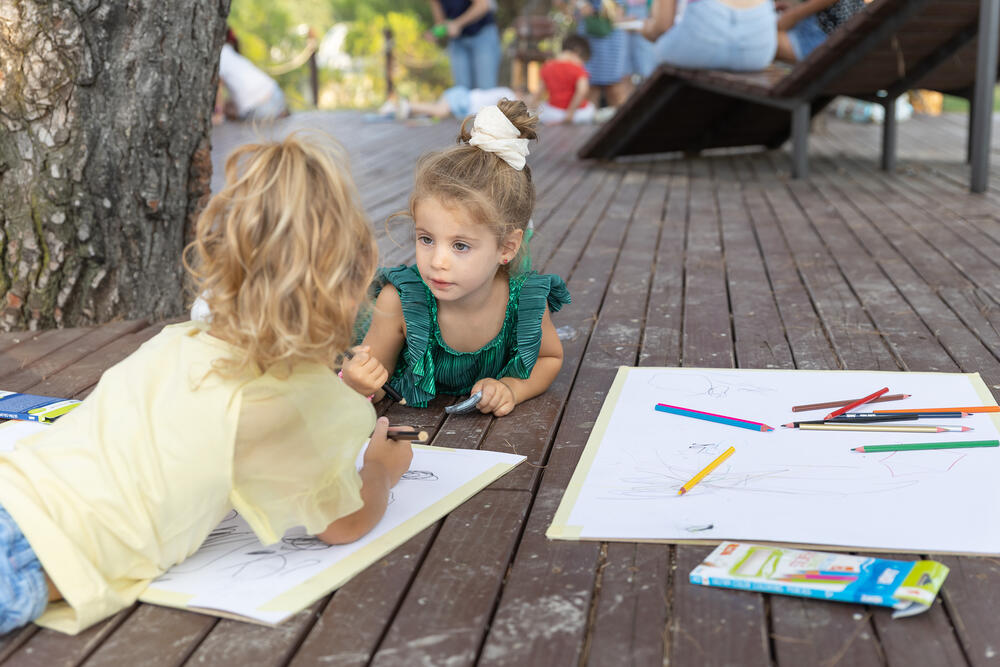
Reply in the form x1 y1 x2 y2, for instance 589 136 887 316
183 132 377 375
406 99 538 274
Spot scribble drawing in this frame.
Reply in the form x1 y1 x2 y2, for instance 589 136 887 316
688 443 719 453
402 470 438 481
600 458 925 500
647 371 777 400
281 536 331 551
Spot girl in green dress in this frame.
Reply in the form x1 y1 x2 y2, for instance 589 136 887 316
342 100 570 416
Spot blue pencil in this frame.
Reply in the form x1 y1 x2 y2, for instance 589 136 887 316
655 403 774 432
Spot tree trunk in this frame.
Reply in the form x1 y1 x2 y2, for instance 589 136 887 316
0 0 230 329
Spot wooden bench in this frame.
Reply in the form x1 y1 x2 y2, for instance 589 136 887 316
579 0 1000 191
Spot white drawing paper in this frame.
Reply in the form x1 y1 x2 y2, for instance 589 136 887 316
142 445 522 623
0 421 523 623
549 367 1000 554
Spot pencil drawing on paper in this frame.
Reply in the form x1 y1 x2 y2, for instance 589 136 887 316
159 466 450 582
647 371 777 400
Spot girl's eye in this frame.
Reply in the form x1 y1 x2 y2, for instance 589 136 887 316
452 242 470 252
417 235 433 246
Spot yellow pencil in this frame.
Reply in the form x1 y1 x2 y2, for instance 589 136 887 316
678 446 735 495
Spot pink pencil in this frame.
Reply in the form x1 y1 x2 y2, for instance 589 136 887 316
824 387 889 421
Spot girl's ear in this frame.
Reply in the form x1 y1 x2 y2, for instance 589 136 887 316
500 228 524 264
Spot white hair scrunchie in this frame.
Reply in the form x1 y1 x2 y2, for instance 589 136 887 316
468 105 529 171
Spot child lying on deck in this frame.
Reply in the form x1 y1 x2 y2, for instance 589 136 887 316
343 101 571 416
0 134 412 635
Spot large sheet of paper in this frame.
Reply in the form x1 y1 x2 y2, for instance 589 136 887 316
548 367 1000 554
0 421 523 624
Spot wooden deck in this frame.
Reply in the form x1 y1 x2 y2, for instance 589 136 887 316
3 110 1000 666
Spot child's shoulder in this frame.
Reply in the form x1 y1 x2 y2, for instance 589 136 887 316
515 271 571 313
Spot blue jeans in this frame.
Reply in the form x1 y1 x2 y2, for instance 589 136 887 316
654 0 777 71
787 14 827 61
0 507 47 635
447 23 501 89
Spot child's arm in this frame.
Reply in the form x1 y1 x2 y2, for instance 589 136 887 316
473 307 564 416
317 417 413 544
777 0 840 31
563 76 590 124
341 285 406 399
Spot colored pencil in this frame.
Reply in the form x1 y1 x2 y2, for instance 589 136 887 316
791 393 909 412
655 403 774 431
343 349 407 404
783 415 912 427
797 424 970 433
874 406 1000 414
784 413 968 427
834 411 967 420
852 440 1000 453
678 446 735 495
824 387 889 420
386 428 429 442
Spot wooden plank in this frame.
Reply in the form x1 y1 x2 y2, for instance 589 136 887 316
670 156 771 667
0 329 92 384
2 608 135 667
369 490 532 666
761 184 896 369
935 555 1000 667
721 159 884 667
287 527 439 667
742 185 840 370
0 320 149 391
581 168 671 667
479 170 645 666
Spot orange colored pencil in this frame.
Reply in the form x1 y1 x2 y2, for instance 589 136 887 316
874 406 1000 414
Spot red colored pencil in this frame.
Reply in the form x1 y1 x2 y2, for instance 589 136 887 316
824 387 889 421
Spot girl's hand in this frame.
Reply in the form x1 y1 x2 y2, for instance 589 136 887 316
365 417 413 487
341 345 388 397
471 378 517 417
446 20 461 38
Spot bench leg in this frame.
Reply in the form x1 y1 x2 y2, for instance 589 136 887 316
971 0 999 192
968 97 976 164
881 98 897 172
791 103 810 179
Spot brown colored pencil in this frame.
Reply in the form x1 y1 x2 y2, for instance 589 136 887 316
387 428 429 442
791 393 910 413
874 406 1000 414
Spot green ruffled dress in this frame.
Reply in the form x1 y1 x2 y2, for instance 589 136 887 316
373 265 571 408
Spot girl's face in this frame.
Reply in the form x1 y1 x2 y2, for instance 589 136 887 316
413 196 518 304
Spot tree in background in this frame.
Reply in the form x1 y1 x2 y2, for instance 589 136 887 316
0 1 229 329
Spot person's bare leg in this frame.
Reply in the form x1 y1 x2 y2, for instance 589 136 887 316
607 77 631 107
775 32 798 64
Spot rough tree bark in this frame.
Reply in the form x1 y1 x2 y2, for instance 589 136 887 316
0 0 230 329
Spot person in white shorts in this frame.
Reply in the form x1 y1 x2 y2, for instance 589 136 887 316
218 42 288 122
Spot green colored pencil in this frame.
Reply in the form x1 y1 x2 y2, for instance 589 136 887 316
852 440 1000 453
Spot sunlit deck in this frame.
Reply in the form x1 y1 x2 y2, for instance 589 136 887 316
2 110 1000 666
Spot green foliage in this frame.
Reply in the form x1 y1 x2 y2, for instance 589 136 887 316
225 0 540 110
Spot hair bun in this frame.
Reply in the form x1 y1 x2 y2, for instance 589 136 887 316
459 98 538 144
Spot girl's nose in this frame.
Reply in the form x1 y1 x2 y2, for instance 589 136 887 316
431 247 448 269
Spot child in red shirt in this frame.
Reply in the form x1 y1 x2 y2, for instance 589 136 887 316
538 35 596 125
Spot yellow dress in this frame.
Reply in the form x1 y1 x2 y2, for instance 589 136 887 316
0 321 375 634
